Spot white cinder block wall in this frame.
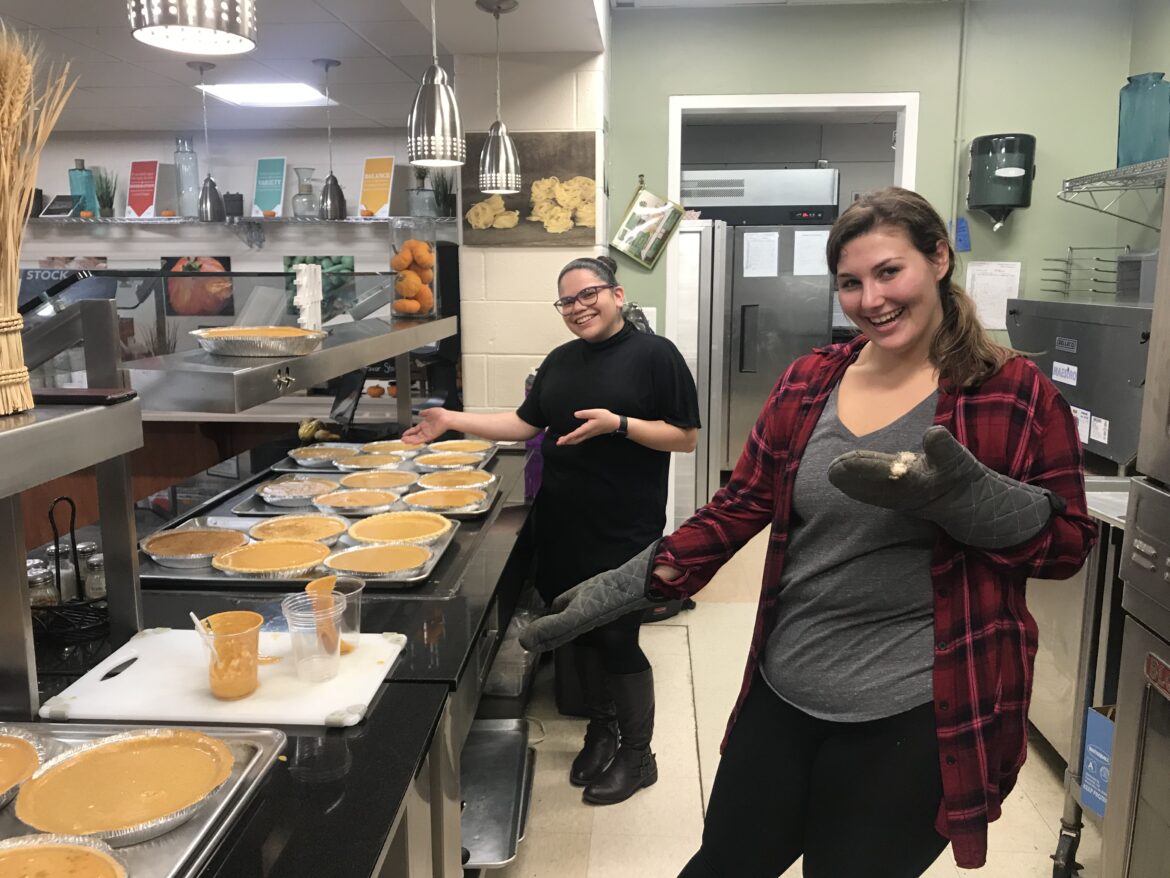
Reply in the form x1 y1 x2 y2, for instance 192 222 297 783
454 52 608 413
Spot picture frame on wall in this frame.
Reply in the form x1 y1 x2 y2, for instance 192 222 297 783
610 186 684 270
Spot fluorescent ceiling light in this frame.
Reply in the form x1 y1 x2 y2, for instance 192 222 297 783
197 83 336 108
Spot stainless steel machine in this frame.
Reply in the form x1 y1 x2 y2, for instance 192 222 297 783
1006 298 1152 468
1104 190 1170 876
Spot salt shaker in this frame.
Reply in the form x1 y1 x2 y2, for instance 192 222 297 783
45 543 78 602
75 541 98 594
84 554 107 600
27 567 59 607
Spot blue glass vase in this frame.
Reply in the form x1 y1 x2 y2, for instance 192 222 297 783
1118 72 1170 167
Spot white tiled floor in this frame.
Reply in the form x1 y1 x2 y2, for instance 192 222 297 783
495 593 1105 877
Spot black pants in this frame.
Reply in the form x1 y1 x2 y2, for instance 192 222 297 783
573 607 649 675
679 674 949 878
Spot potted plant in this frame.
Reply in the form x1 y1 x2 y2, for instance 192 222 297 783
431 170 456 218
408 166 438 217
94 168 117 218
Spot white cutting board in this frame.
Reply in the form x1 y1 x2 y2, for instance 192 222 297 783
40 628 407 728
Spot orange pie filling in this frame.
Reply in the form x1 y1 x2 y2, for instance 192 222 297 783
315 490 397 508
327 544 430 575
250 516 346 542
15 730 233 835
213 540 330 573
144 529 247 557
430 440 492 454
404 489 487 510
0 844 125 878
348 512 452 544
0 736 39 794
340 471 416 490
361 440 420 454
416 453 483 467
204 326 316 338
418 470 492 489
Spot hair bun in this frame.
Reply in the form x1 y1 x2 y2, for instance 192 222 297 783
595 255 618 276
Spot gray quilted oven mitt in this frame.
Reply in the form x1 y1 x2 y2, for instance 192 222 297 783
519 541 665 653
827 425 1066 550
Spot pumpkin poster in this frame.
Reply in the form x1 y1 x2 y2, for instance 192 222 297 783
161 256 234 316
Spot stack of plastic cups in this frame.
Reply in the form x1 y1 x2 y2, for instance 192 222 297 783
281 593 348 682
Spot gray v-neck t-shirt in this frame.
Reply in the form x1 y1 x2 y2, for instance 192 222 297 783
762 384 939 722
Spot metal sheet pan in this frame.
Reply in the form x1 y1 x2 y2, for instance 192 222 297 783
460 719 532 869
0 723 285 878
393 478 500 520
139 518 460 592
271 443 498 475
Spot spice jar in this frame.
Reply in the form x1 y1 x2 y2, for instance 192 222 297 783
75 541 98 594
28 568 59 607
45 543 78 602
84 554 107 600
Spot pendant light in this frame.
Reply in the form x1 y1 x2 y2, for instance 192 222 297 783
407 0 465 167
314 59 346 219
477 0 521 195
190 62 225 222
129 0 258 56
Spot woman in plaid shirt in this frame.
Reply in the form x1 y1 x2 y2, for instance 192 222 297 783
522 188 1096 875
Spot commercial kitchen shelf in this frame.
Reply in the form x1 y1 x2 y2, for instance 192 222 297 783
0 400 143 498
1058 157 1167 231
126 315 457 414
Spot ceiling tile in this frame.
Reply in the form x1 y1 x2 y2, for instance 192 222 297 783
73 85 199 109
260 56 412 85
344 103 414 127
59 60 159 88
0 0 116 29
315 0 418 24
62 26 202 64
19 28 116 64
257 0 340 24
248 22 381 60
387 53 453 83
331 81 419 105
347 19 435 57
133 58 295 86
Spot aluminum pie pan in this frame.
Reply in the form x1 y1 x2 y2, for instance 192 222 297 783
0 726 50 810
211 541 330 579
338 470 419 493
255 477 339 508
427 439 496 455
140 527 250 569
312 492 400 517
347 511 454 546
412 453 487 472
190 328 326 357
0 834 128 875
323 544 433 580
14 728 233 847
416 469 498 491
333 454 406 472
359 441 421 459
399 488 489 515
247 514 349 547
287 443 361 469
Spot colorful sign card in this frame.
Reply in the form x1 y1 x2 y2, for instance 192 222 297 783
359 157 395 217
252 157 287 217
126 160 159 218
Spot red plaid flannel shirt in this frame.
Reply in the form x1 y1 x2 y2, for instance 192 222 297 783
653 336 1096 869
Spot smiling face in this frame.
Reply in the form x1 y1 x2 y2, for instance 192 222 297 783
557 268 626 343
835 225 949 363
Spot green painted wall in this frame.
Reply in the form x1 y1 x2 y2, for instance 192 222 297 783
609 0 1133 317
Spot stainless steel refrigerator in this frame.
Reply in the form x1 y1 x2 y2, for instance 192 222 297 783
668 217 835 530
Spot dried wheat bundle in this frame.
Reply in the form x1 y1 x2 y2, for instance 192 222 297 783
0 24 75 416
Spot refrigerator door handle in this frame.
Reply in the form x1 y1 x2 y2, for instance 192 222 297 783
740 305 759 373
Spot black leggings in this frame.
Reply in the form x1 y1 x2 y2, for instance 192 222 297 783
573 607 649 675
679 674 949 878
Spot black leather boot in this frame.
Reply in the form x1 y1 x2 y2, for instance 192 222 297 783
570 647 618 786
583 668 657 805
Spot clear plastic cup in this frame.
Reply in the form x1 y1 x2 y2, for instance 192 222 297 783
282 592 348 682
204 610 263 700
332 577 365 655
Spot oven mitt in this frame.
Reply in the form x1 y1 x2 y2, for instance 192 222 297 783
519 541 664 653
827 425 1065 549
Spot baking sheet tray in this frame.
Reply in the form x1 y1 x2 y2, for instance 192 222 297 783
0 722 285 878
138 516 461 594
392 478 500 520
271 443 497 474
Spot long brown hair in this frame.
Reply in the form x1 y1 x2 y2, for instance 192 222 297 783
826 187 1017 389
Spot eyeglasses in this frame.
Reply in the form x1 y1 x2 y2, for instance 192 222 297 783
553 284 615 314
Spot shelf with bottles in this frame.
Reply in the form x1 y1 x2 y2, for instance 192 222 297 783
1057 157 1167 231
24 214 458 249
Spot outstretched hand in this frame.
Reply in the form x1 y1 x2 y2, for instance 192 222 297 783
557 409 620 446
400 408 449 446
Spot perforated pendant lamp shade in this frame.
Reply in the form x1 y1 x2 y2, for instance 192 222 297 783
129 0 258 56
478 7 521 195
408 0 465 167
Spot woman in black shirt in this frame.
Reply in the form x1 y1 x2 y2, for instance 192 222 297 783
403 255 701 804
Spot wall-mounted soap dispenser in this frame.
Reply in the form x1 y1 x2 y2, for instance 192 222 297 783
967 133 1036 231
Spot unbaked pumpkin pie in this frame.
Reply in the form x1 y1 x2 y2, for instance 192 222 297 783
361 439 421 454
418 470 493 489
340 470 418 491
143 528 248 558
203 326 316 338
416 452 484 468
313 489 398 513
403 489 487 511
15 729 233 836
335 453 403 470
212 539 330 576
326 544 431 576
257 477 337 504
0 838 125 878
429 439 493 454
0 733 40 797
288 445 360 464
348 511 453 544
248 514 348 543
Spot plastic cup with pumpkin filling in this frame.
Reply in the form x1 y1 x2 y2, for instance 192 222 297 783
282 592 348 682
204 610 264 700
332 577 365 654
